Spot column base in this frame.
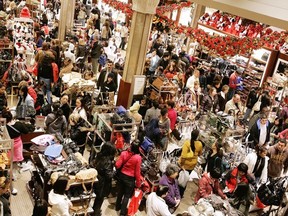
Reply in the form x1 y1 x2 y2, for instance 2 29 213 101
116 79 132 108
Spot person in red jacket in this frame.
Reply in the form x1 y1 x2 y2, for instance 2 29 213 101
227 68 242 100
18 80 37 103
115 140 142 216
225 163 249 193
195 168 226 203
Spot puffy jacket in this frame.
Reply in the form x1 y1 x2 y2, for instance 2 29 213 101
159 174 181 208
195 173 226 203
45 113 67 135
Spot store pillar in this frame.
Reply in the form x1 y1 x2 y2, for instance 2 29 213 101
58 0 69 42
116 0 160 108
186 4 205 48
66 0 76 32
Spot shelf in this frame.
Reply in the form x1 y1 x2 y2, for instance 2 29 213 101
70 193 96 202
244 71 261 80
251 55 267 64
249 65 264 72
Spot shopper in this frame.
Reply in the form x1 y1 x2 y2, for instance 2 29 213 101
158 108 170 150
186 69 200 92
119 22 129 50
248 113 270 148
217 85 229 112
101 21 111 41
59 57 73 78
243 88 259 122
45 102 67 135
146 185 172 216
259 90 272 111
48 176 72 216
128 101 142 123
243 146 269 185
267 139 288 178
163 59 178 79
91 142 116 216
115 141 142 216
224 93 243 114
69 113 88 154
144 100 161 124
167 100 179 140
227 68 242 100
72 97 88 121
90 36 102 74
194 168 226 203
0 176 11 216
159 163 181 213
60 94 72 122
201 86 219 113
248 106 270 131
101 73 117 94
97 60 118 91
205 136 224 174
178 129 202 197
146 49 161 76
2 108 34 194
16 85 36 118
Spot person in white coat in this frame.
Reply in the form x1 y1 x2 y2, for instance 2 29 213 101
147 185 173 216
243 146 269 185
48 176 72 216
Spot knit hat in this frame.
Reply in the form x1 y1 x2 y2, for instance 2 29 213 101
130 101 140 112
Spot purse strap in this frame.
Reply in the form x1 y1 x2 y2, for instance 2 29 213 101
118 152 134 171
7 124 21 134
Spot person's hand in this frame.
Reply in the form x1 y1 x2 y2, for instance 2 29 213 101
175 199 181 207
79 127 87 132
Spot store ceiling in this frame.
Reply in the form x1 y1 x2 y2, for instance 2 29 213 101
189 0 288 30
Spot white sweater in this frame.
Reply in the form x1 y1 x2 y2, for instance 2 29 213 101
243 152 269 184
146 192 172 216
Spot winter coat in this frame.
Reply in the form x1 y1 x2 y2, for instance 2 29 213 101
244 152 269 184
202 95 219 113
115 150 142 188
249 119 270 147
195 173 226 203
225 168 249 193
180 140 202 171
45 113 67 134
159 174 181 208
267 145 288 178
70 119 88 146
91 41 102 59
48 190 72 216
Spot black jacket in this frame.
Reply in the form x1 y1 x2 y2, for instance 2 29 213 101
0 93 7 112
7 122 34 139
70 119 87 146
217 92 227 112
60 103 71 122
246 91 258 109
202 95 219 113
91 41 102 59
249 120 270 148
97 69 118 90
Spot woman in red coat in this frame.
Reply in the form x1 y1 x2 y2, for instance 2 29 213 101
225 163 249 194
163 60 178 79
195 168 226 203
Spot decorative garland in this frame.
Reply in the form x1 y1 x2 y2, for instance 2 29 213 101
102 0 288 57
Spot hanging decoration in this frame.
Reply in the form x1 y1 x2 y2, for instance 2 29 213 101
102 0 288 57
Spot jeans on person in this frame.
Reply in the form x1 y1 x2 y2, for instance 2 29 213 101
39 77 52 104
92 58 99 75
115 172 135 216
243 108 252 122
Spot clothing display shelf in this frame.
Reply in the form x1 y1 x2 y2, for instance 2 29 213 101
0 118 14 204
29 153 96 215
94 112 140 143
150 80 178 101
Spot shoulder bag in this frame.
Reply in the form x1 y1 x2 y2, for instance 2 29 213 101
252 96 262 112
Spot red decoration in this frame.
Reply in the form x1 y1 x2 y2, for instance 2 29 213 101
102 0 288 57
20 6 31 18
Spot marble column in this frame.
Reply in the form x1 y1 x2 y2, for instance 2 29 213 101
117 0 160 108
58 0 69 42
66 0 76 32
186 3 205 48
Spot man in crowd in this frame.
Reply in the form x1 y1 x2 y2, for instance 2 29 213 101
91 36 103 75
249 114 271 148
144 100 161 124
224 94 243 114
186 69 200 93
267 139 288 178
97 60 118 91
227 68 243 100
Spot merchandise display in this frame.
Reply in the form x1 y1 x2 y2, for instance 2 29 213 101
0 0 288 216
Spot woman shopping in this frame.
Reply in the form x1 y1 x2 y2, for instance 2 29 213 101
115 141 142 216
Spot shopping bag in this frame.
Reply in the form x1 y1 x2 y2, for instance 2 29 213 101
252 96 261 112
127 189 143 216
178 169 190 187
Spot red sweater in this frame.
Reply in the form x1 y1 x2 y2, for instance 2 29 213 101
168 108 177 130
115 150 142 188
28 86 37 103
229 72 238 89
